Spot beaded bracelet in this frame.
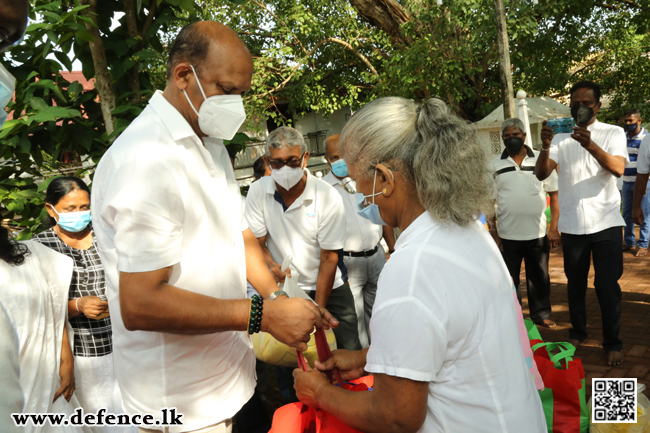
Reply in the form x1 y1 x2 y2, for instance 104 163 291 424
248 294 263 334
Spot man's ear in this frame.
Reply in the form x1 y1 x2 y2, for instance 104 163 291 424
303 152 310 166
173 63 193 90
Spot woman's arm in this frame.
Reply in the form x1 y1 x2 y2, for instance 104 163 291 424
53 322 75 402
294 369 429 433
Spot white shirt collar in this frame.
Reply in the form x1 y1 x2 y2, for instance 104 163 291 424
394 210 434 252
264 169 316 205
148 90 198 142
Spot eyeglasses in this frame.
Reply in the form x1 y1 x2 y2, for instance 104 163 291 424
267 153 305 170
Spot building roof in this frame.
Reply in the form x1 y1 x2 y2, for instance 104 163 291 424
474 97 571 130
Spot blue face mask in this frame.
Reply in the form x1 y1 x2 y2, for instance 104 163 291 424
0 64 16 129
330 159 348 177
355 169 389 226
51 207 92 233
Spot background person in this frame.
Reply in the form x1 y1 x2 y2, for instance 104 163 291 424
253 156 272 180
536 80 628 366
621 108 649 256
0 226 83 433
488 118 558 328
92 22 328 433
323 133 395 347
294 97 547 433
245 126 360 351
33 177 130 433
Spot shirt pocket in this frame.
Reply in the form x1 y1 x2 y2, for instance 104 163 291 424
526 176 543 195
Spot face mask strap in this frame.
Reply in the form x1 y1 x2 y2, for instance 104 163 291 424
49 204 60 222
189 65 208 101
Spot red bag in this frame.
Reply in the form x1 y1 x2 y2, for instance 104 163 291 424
269 328 373 433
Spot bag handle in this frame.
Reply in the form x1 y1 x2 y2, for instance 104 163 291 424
297 328 344 387
532 341 576 368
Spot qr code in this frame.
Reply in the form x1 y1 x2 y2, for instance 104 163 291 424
592 378 637 423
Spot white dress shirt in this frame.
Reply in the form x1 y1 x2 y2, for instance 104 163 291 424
549 120 628 235
322 172 383 252
366 212 547 433
91 91 255 432
245 172 346 291
488 146 558 241
635 134 650 175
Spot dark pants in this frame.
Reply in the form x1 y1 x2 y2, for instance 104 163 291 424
307 282 362 351
501 236 552 322
561 227 623 352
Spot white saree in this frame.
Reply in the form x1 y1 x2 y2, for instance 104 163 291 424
0 241 88 432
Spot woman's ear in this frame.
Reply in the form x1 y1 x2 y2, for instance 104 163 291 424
45 203 57 221
376 164 395 198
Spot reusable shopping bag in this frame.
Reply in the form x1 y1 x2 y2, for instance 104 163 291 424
269 328 373 433
533 341 589 433
251 255 337 367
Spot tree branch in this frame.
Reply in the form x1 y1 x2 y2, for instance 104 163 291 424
142 0 158 35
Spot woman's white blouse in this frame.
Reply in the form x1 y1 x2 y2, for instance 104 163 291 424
366 212 547 433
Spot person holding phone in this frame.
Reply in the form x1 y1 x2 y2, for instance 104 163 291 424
535 81 628 366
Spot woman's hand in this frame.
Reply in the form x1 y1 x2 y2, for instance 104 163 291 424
53 359 75 403
77 296 108 319
293 366 330 409
315 348 367 382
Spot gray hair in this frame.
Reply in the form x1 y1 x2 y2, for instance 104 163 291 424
501 118 525 136
339 97 493 227
265 126 307 156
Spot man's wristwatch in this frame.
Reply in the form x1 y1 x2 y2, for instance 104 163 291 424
268 290 289 301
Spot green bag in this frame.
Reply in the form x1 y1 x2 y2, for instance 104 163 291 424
532 342 589 433
526 318 543 343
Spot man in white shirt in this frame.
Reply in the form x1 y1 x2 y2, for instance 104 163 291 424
632 135 650 244
488 118 558 328
92 22 329 433
245 127 362 351
536 81 628 366
322 134 395 348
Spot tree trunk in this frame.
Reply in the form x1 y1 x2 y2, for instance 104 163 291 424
493 0 515 119
80 0 116 136
348 0 411 46
123 0 141 103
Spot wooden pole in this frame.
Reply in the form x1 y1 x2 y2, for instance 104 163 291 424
493 0 516 119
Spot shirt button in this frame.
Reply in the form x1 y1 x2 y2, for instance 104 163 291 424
210 170 216 177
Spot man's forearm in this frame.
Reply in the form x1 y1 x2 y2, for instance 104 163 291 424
315 259 337 307
244 229 279 298
535 150 553 181
633 173 650 211
120 271 251 334
586 142 625 177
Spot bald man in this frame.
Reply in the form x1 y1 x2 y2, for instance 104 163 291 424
92 22 333 433
323 134 395 347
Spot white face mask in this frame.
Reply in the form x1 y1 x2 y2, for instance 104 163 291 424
182 65 246 140
0 64 16 129
272 164 305 191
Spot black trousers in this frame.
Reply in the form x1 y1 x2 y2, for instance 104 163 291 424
501 236 552 322
561 226 623 352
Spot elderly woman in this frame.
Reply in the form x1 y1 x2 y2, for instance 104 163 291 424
293 97 547 432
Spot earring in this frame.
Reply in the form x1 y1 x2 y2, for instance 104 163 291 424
382 188 387 194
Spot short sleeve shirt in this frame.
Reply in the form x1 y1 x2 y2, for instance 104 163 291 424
91 91 255 432
636 134 650 175
488 146 558 241
245 173 346 291
366 212 547 433
548 120 628 235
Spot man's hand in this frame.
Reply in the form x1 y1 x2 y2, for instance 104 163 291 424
548 228 561 248
262 297 322 352
269 263 291 283
293 366 330 409
54 357 75 403
571 126 593 149
318 306 339 331
315 348 367 382
77 296 109 319
541 120 554 149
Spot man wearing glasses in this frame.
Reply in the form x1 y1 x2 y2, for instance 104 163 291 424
245 126 362 350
